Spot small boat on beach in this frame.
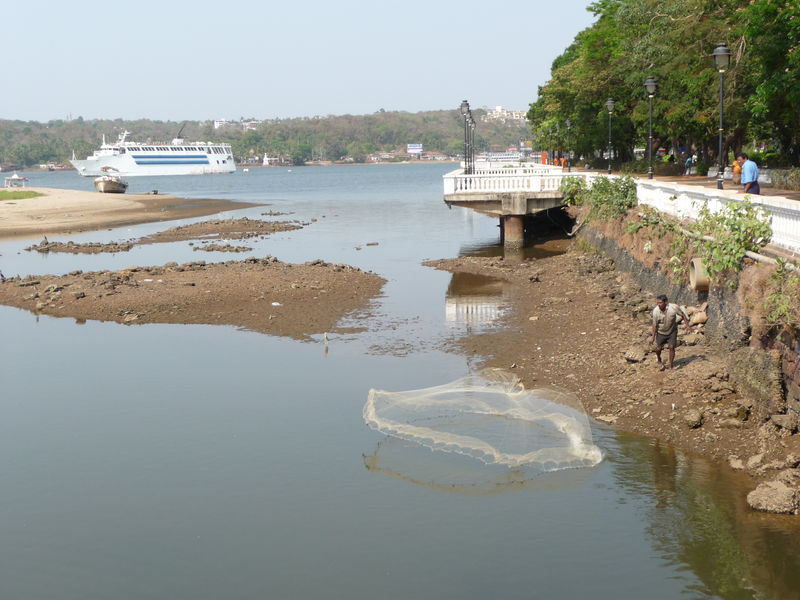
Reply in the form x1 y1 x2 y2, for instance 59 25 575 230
93 167 129 193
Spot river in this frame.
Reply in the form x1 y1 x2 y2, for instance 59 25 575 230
1 164 798 599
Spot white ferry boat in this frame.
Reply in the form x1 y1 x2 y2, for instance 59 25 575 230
71 131 236 177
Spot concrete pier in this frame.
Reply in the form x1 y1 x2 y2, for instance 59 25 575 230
502 215 525 248
442 166 589 249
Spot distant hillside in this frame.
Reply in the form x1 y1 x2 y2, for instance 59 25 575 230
0 110 530 167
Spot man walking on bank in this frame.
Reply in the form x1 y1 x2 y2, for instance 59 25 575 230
649 294 691 370
736 153 760 195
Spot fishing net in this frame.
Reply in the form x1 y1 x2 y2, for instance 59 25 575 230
363 369 602 473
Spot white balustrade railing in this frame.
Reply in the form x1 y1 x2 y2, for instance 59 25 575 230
443 168 593 196
443 168 800 254
636 180 800 255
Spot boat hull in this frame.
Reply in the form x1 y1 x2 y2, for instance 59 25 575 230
93 177 129 193
71 153 236 177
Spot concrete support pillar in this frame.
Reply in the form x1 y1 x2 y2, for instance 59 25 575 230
502 215 525 248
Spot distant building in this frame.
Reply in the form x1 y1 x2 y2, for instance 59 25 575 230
213 119 230 129
241 120 261 131
481 106 527 124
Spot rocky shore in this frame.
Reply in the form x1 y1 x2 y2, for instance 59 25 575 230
426 248 800 514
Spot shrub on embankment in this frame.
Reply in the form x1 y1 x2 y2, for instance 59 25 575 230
562 175 800 421
619 160 683 177
768 169 800 192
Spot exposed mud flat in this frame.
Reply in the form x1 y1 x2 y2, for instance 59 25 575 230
0 257 385 340
24 217 305 254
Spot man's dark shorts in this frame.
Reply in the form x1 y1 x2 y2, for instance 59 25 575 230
655 329 678 350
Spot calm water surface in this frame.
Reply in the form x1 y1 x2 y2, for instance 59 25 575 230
1 165 799 599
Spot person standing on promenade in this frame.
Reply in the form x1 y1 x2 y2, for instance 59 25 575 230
649 294 691 371
736 153 760 195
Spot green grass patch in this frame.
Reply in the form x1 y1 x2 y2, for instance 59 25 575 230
0 190 42 201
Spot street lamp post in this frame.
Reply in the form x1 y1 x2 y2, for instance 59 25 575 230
565 118 572 172
467 114 475 174
460 100 471 174
712 43 731 190
605 98 615 175
644 77 657 180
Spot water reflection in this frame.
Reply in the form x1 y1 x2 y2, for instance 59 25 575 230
459 234 570 260
444 272 506 330
611 433 800 599
363 436 593 496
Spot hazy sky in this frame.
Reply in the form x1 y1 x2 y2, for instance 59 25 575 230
10 0 596 122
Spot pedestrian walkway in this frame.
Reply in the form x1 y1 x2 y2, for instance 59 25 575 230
650 174 800 201
636 174 800 258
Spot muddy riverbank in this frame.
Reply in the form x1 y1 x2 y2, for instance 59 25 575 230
426 248 800 511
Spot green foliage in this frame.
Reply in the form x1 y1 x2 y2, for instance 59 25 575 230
763 259 800 329
527 0 800 168
626 206 678 236
559 176 588 206
587 175 638 219
0 190 41 200
691 200 772 287
623 207 690 280
0 110 530 167
742 0 800 164
749 151 790 169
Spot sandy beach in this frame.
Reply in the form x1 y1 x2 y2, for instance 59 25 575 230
0 187 256 240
